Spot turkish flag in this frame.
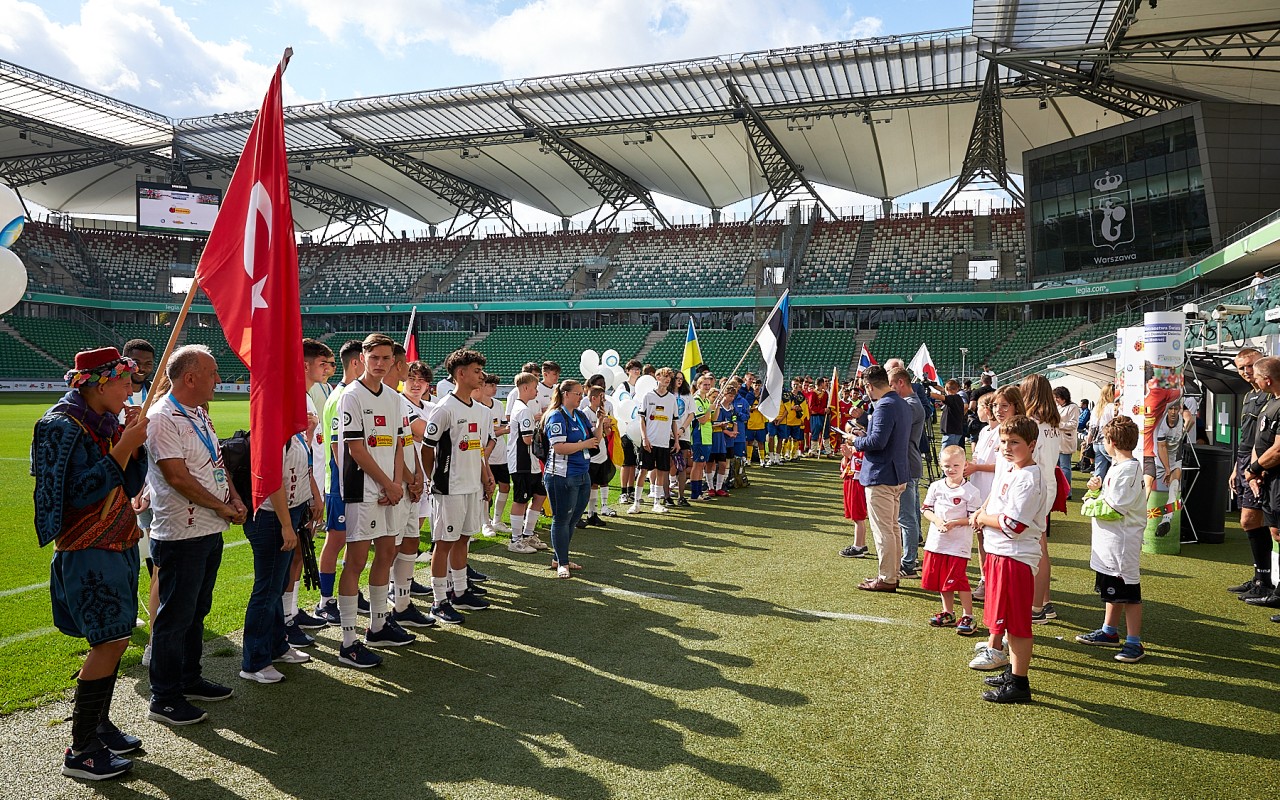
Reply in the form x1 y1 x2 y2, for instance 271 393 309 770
195 51 307 510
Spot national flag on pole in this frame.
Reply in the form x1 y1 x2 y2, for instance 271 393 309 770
194 49 306 511
828 366 839 410
856 343 877 376
908 342 939 384
753 291 790 420
680 319 705 382
404 306 419 363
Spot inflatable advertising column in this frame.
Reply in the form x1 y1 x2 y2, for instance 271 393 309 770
1141 311 1186 554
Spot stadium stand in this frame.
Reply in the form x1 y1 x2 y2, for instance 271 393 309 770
869 320 1017 378
0 327 66 378
786 329 859 378
324 330 473 370
865 214 974 292
986 317 1086 371
5 316 99 367
183 325 247 381
989 212 1027 275
538 326 651 378
305 238 467 303
796 220 864 293
643 328 759 377
585 223 780 299
445 232 610 301
77 230 186 302
11 220 94 291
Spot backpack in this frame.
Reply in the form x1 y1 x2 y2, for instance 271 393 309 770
218 429 253 506
531 414 553 463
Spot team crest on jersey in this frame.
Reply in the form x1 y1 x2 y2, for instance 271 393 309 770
374 415 386 427
427 422 439 436
953 497 962 505
548 422 564 435
342 412 352 426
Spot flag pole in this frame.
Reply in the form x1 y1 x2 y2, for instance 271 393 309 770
726 292 786 380
100 276 202 518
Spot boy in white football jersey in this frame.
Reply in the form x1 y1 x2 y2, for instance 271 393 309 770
422 349 496 625
334 335 414 669
480 373 512 537
315 340 364 625
506 373 544 555
631 367 677 515
386 346 434 629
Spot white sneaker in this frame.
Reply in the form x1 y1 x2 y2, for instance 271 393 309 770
490 520 511 533
239 666 285 684
482 523 497 537
968 646 1010 671
627 502 642 514
600 507 617 517
651 502 668 514
272 648 311 664
141 644 151 667
508 538 537 554
527 535 551 551
416 551 432 563
972 579 986 601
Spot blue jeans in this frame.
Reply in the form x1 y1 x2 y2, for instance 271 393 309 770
898 477 922 570
242 504 305 671
545 472 591 566
809 415 826 440
150 533 223 703
941 433 964 450
1058 452 1074 497
1092 441 1112 480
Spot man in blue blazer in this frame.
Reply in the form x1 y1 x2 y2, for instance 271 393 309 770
851 365 912 591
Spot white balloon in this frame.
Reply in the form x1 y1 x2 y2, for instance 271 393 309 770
601 348 621 369
623 401 643 441
0 248 27 315
590 367 616 391
0 184 24 249
579 349 600 378
610 365 627 388
634 374 657 399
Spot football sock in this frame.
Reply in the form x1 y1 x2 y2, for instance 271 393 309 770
283 581 299 621
319 571 336 600
450 567 469 596
338 595 359 647
70 674 114 754
1247 528 1273 579
1125 635 1141 645
510 513 525 542
392 554 415 612
368 584 388 633
431 576 449 605
491 491 508 525
1012 674 1030 690
523 510 539 537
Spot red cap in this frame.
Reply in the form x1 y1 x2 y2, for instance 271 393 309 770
73 347 124 372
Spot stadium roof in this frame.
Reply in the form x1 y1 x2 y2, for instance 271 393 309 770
0 0 1277 236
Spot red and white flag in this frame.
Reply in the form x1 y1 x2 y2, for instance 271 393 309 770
195 50 306 510
908 343 939 384
404 306 419 363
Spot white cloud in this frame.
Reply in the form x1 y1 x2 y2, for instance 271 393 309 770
285 0 478 54
0 0 299 117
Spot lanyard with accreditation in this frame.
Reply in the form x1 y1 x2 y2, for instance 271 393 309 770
168 393 228 490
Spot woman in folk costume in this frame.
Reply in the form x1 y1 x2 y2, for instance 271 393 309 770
31 347 150 781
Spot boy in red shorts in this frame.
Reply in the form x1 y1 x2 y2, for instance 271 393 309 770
970 416 1044 703
920 445 982 634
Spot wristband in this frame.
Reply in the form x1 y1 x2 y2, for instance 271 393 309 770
1249 461 1264 475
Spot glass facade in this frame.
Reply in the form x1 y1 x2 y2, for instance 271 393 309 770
1027 116 1211 275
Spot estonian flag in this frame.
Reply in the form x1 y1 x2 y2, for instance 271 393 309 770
753 291 789 420
680 319 705 382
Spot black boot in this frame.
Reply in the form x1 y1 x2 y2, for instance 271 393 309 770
70 675 114 755
95 666 142 755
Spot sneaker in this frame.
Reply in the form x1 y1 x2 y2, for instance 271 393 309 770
1075 628 1121 647
239 666 286 684
1115 642 1146 662
587 513 608 527
357 591 370 615
272 647 311 664
929 611 957 628
489 520 511 534
338 641 383 669
140 644 151 667
677 498 691 507
314 598 341 625
972 580 986 602
577 516 593 529
291 608 327 630
651 502 669 514
968 646 1010 671
507 538 537 554
663 497 676 507
366 620 416 647
600 506 618 517
899 567 919 579
467 565 489 582
62 747 132 780
1041 602 1058 620
147 698 208 726
1240 581 1276 602
453 590 491 611
1228 576 1257 594
956 615 977 636
95 723 141 756
527 535 551 551
284 620 315 648
717 489 731 498
482 523 498 537
982 681 1032 704
1155 519 1171 537
182 679 233 702
1030 608 1051 625
467 582 489 596
627 502 642 514
839 544 869 558
392 603 437 627
430 601 466 625
410 579 432 597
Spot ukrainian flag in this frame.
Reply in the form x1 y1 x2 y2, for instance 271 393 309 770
680 319 705 382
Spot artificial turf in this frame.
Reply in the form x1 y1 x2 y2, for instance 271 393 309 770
1 394 1278 797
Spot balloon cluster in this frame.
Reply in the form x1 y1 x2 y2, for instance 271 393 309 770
0 184 27 315
579 348 655 443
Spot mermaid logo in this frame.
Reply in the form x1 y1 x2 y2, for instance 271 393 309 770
1091 171 1134 250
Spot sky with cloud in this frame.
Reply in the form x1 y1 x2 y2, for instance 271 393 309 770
0 0 1009 228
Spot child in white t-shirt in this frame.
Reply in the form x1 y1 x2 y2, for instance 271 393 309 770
1077 416 1148 663
920 445 983 635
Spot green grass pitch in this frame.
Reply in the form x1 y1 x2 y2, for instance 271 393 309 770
1 394 1278 797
